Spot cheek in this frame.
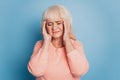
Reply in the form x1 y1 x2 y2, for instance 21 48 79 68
60 26 64 36
60 25 64 32
46 26 50 33
47 27 52 34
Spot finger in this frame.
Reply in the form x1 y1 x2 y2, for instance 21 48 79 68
42 21 47 34
63 20 67 34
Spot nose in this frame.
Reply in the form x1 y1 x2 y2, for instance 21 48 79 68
52 23 58 30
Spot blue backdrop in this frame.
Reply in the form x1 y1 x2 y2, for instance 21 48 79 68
0 0 120 80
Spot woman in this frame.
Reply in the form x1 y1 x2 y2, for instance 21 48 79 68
27 4 89 80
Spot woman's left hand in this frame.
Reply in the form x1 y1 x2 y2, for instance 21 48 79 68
63 20 70 41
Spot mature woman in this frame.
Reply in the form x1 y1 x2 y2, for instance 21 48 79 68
27 5 89 80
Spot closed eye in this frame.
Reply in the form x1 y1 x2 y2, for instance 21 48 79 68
47 22 53 26
57 22 62 25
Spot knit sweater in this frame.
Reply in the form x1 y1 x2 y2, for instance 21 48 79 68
27 39 89 80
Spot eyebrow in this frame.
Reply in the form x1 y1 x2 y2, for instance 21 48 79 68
47 21 62 23
47 22 53 23
55 21 61 23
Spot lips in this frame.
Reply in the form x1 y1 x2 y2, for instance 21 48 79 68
53 31 59 33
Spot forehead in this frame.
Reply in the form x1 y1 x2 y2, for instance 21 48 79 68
47 18 63 22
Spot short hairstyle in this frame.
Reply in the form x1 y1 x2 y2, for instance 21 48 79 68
41 4 76 40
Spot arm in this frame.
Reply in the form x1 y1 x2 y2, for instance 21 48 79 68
27 40 50 77
64 39 89 77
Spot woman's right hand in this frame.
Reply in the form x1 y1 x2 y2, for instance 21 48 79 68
42 21 52 43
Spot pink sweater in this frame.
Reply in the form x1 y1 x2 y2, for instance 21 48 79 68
27 39 89 80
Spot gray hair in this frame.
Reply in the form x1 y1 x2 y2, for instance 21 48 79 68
41 4 76 40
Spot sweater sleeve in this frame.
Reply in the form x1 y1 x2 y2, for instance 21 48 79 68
67 40 89 77
27 40 49 77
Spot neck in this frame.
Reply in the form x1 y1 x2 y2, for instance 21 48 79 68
52 38 64 48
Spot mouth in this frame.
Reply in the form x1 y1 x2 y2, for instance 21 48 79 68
53 31 60 34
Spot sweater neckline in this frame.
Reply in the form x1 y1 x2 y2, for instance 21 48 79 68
50 39 75 50
50 42 65 50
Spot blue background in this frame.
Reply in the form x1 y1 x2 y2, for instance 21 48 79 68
0 0 120 80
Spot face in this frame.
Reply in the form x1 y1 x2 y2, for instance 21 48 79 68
45 18 64 39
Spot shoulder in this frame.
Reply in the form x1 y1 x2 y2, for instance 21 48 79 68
34 40 43 48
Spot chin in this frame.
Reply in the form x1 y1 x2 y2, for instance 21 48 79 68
52 35 63 39
51 32 63 39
